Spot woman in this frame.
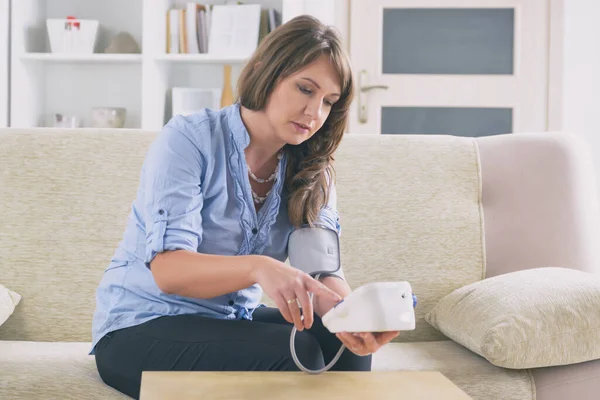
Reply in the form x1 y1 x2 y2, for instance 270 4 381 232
91 15 399 399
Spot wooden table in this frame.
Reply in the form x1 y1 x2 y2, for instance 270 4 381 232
140 371 472 400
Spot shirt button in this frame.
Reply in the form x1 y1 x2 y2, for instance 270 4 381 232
158 209 164 215
228 300 234 306
252 228 258 234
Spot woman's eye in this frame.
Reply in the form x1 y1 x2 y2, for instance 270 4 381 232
298 85 311 95
324 100 334 107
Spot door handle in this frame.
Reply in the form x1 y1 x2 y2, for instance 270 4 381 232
358 70 389 124
361 85 390 92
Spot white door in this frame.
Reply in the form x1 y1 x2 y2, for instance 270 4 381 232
348 0 549 136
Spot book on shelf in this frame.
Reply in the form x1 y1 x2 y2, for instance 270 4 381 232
166 2 281 56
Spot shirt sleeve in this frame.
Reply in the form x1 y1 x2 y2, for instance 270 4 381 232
315 175 341 236
142 119 205 268
310 175 346 281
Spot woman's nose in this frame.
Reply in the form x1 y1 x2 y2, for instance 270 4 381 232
305 99 323 120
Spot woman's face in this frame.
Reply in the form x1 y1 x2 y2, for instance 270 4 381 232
263 54 342 146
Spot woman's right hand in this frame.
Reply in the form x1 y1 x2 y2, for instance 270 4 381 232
252 256 342 331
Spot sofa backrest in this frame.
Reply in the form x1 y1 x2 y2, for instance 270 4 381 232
334 134 485 342
5 126 597 345
0 128 487 342
0 129 158 342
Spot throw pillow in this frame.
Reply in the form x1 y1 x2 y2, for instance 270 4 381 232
0 283 21 327
425 267 600 369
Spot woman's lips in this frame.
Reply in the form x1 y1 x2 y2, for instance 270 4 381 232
292 122 310 134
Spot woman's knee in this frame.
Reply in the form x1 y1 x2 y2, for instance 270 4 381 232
96 356 142 398
94 332 145 399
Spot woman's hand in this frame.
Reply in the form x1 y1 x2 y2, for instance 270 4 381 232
313 276 351 318
335 331 400 356
252 256 342 331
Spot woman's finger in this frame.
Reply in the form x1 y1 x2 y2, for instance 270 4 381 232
360 332 379 353
374 331 400 345
305 277 342 303
335 333 354 350
274 294 294 324
294 286 313 329
336 332 364 354
284 292 304 330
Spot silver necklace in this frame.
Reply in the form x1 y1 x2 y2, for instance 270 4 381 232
247 151 282 204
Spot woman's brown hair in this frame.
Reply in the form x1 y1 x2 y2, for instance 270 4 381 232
236 15 354 227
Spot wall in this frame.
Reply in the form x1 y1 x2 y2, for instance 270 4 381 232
335 0 349 50
0 0 9 128
561 0 600 135
560 0 600 147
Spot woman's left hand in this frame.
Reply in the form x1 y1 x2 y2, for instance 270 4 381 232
336 331 400 356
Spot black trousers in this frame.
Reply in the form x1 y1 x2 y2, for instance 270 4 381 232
94 307 372 399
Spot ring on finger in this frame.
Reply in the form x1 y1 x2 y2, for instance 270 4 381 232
287 298 298 306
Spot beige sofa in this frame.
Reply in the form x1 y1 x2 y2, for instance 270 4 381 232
1 127 599 400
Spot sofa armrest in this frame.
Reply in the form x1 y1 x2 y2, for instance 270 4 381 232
532 358 600 400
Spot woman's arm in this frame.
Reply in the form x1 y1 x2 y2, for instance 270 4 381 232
142 122 265 299
151 250 342 318
150 250 264 298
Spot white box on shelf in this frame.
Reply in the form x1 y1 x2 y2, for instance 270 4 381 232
172 87 222 118
46 18 99 54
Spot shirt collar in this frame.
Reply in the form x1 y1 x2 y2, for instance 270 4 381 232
226 102 288 182
226 102 251 149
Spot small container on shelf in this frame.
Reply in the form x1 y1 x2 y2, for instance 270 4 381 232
53 113 81 128
91 107 127 128
172 88 221 117
46 16 99 54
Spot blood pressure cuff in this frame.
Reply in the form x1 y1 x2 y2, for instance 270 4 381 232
288 226 345 280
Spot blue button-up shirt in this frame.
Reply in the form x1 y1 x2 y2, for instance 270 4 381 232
90 103 341 354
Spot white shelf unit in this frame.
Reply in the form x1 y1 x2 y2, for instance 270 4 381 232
153 53 248 64
20 53 143 63
11 0 144 129
10 0 340 130
141 0 284 130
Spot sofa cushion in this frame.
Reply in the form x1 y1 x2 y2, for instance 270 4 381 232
1 339 531 400
0 341 128 399
375 340 600 400
0 284 21 327
373 340 534 400
2 339 597 400
425 267 600 369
